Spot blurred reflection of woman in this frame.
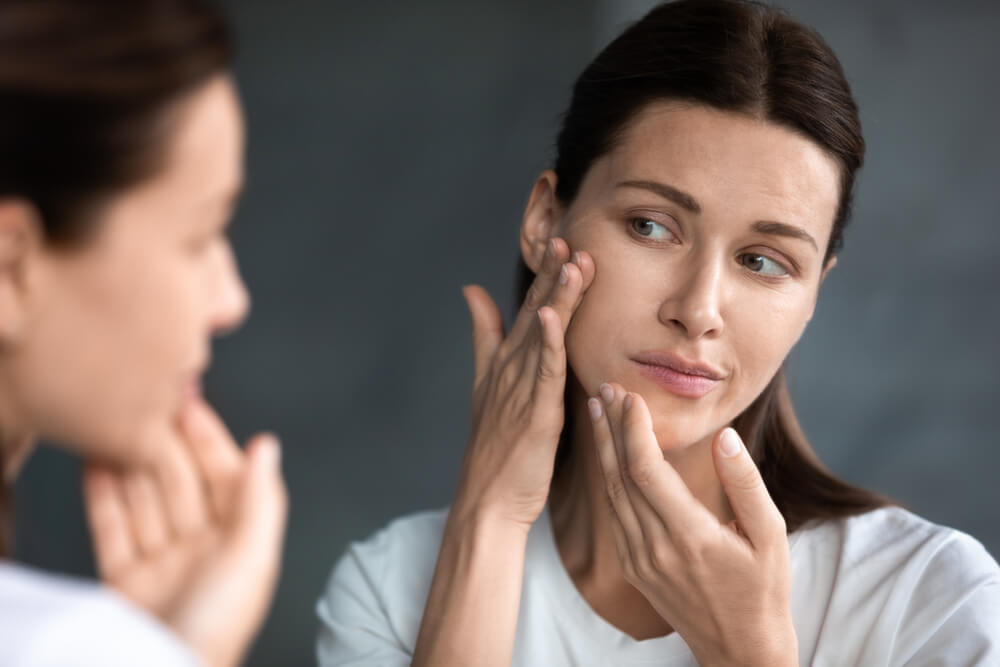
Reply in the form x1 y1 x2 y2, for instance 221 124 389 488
1 2 287 665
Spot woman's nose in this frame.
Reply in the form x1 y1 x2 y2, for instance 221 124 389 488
209 243 250 337
657 257 725 340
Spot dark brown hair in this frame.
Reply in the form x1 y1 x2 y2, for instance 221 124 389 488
0 0 233 556
520 0 890 532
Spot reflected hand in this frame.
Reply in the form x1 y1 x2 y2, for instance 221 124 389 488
589 383 797 667
83 399 288 667
457 237 595 529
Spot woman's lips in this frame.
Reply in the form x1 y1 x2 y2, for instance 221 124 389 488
634 360 721 398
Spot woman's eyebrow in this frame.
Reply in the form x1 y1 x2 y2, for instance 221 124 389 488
752 221 818 251
617 179 819 252
617 179 701 213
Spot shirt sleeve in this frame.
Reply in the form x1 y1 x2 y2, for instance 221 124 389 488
316 541 414 667
892 531 1000 666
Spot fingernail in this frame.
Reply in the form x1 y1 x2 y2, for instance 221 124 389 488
571 251 582 266
587 398 603 421
624 393 633 411
259 434 282 467
558 264 569 285
720 428 742 457
547 239 557 257
599 382 614 404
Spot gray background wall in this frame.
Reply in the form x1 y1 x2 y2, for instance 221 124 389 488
13 1 999 665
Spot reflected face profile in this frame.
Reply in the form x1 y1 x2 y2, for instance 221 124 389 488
555 102 841 451
9 75 248 465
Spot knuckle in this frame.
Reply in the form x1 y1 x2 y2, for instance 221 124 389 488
626 456 654 486
535 357 563 383
650 543 672 572
633 552 657 581
524 282 546 308
621 558 639 584
498 359 523 391
675 532 708 566
732 466 764 493
769 510 788 537
605 478 628 505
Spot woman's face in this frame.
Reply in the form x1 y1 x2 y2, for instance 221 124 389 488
546 102 840 452
8 75 248 465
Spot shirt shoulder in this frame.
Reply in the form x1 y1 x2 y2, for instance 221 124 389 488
792 507 999 665
316 508 448 666
0 561 199 667
801 505 997 588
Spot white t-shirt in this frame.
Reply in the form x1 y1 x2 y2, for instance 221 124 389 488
0 561 200 666
316 505 1000 666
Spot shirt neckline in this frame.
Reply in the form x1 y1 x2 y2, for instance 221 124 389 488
530 506 694 663
529 505 808 664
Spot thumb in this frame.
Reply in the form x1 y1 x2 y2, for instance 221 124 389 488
231 433 288 578
462 284 504 384
712 427 785 549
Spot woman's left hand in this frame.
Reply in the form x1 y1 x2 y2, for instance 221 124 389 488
82 398 287 667
589 383 797 667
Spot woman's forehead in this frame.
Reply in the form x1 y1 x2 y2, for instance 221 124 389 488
589 102 841 227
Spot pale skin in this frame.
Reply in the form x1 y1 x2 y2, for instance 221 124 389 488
413 102 841 666
0 75 286 667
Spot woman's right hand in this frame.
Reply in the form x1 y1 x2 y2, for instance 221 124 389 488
455 237 594 530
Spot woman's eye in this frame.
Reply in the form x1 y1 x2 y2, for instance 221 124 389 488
629 217 675 241
740 253 788 277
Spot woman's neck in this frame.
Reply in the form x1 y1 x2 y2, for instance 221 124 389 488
548 382 733 640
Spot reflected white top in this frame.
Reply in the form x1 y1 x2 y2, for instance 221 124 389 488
317 505 1000 666
0 561 199 666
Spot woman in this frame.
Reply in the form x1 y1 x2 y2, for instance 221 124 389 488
317 0 999 665
0 1 286 665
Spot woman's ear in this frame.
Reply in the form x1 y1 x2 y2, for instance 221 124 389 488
820 255 838 285
0 200 42 344
519 170 561 273
804 255 838 324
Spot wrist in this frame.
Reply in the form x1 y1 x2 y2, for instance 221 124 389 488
447 497 534 545
695 622 798 667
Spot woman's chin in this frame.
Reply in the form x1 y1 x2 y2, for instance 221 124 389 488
650 414 721 454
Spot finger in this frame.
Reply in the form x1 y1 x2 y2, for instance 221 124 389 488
512 251 587 386
531 306 568 415
571 249 596 293
587 398 637 566
543 259 585 337
121 471 170 556
506 237 569 343
712 427 785 549
462 284 505 386
181 399 243 521
229 434 288 583
82 465 137 578
152 431 210 538
620 391 716 540
591 387 645 557
606 388 672 547
547 250 596 335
